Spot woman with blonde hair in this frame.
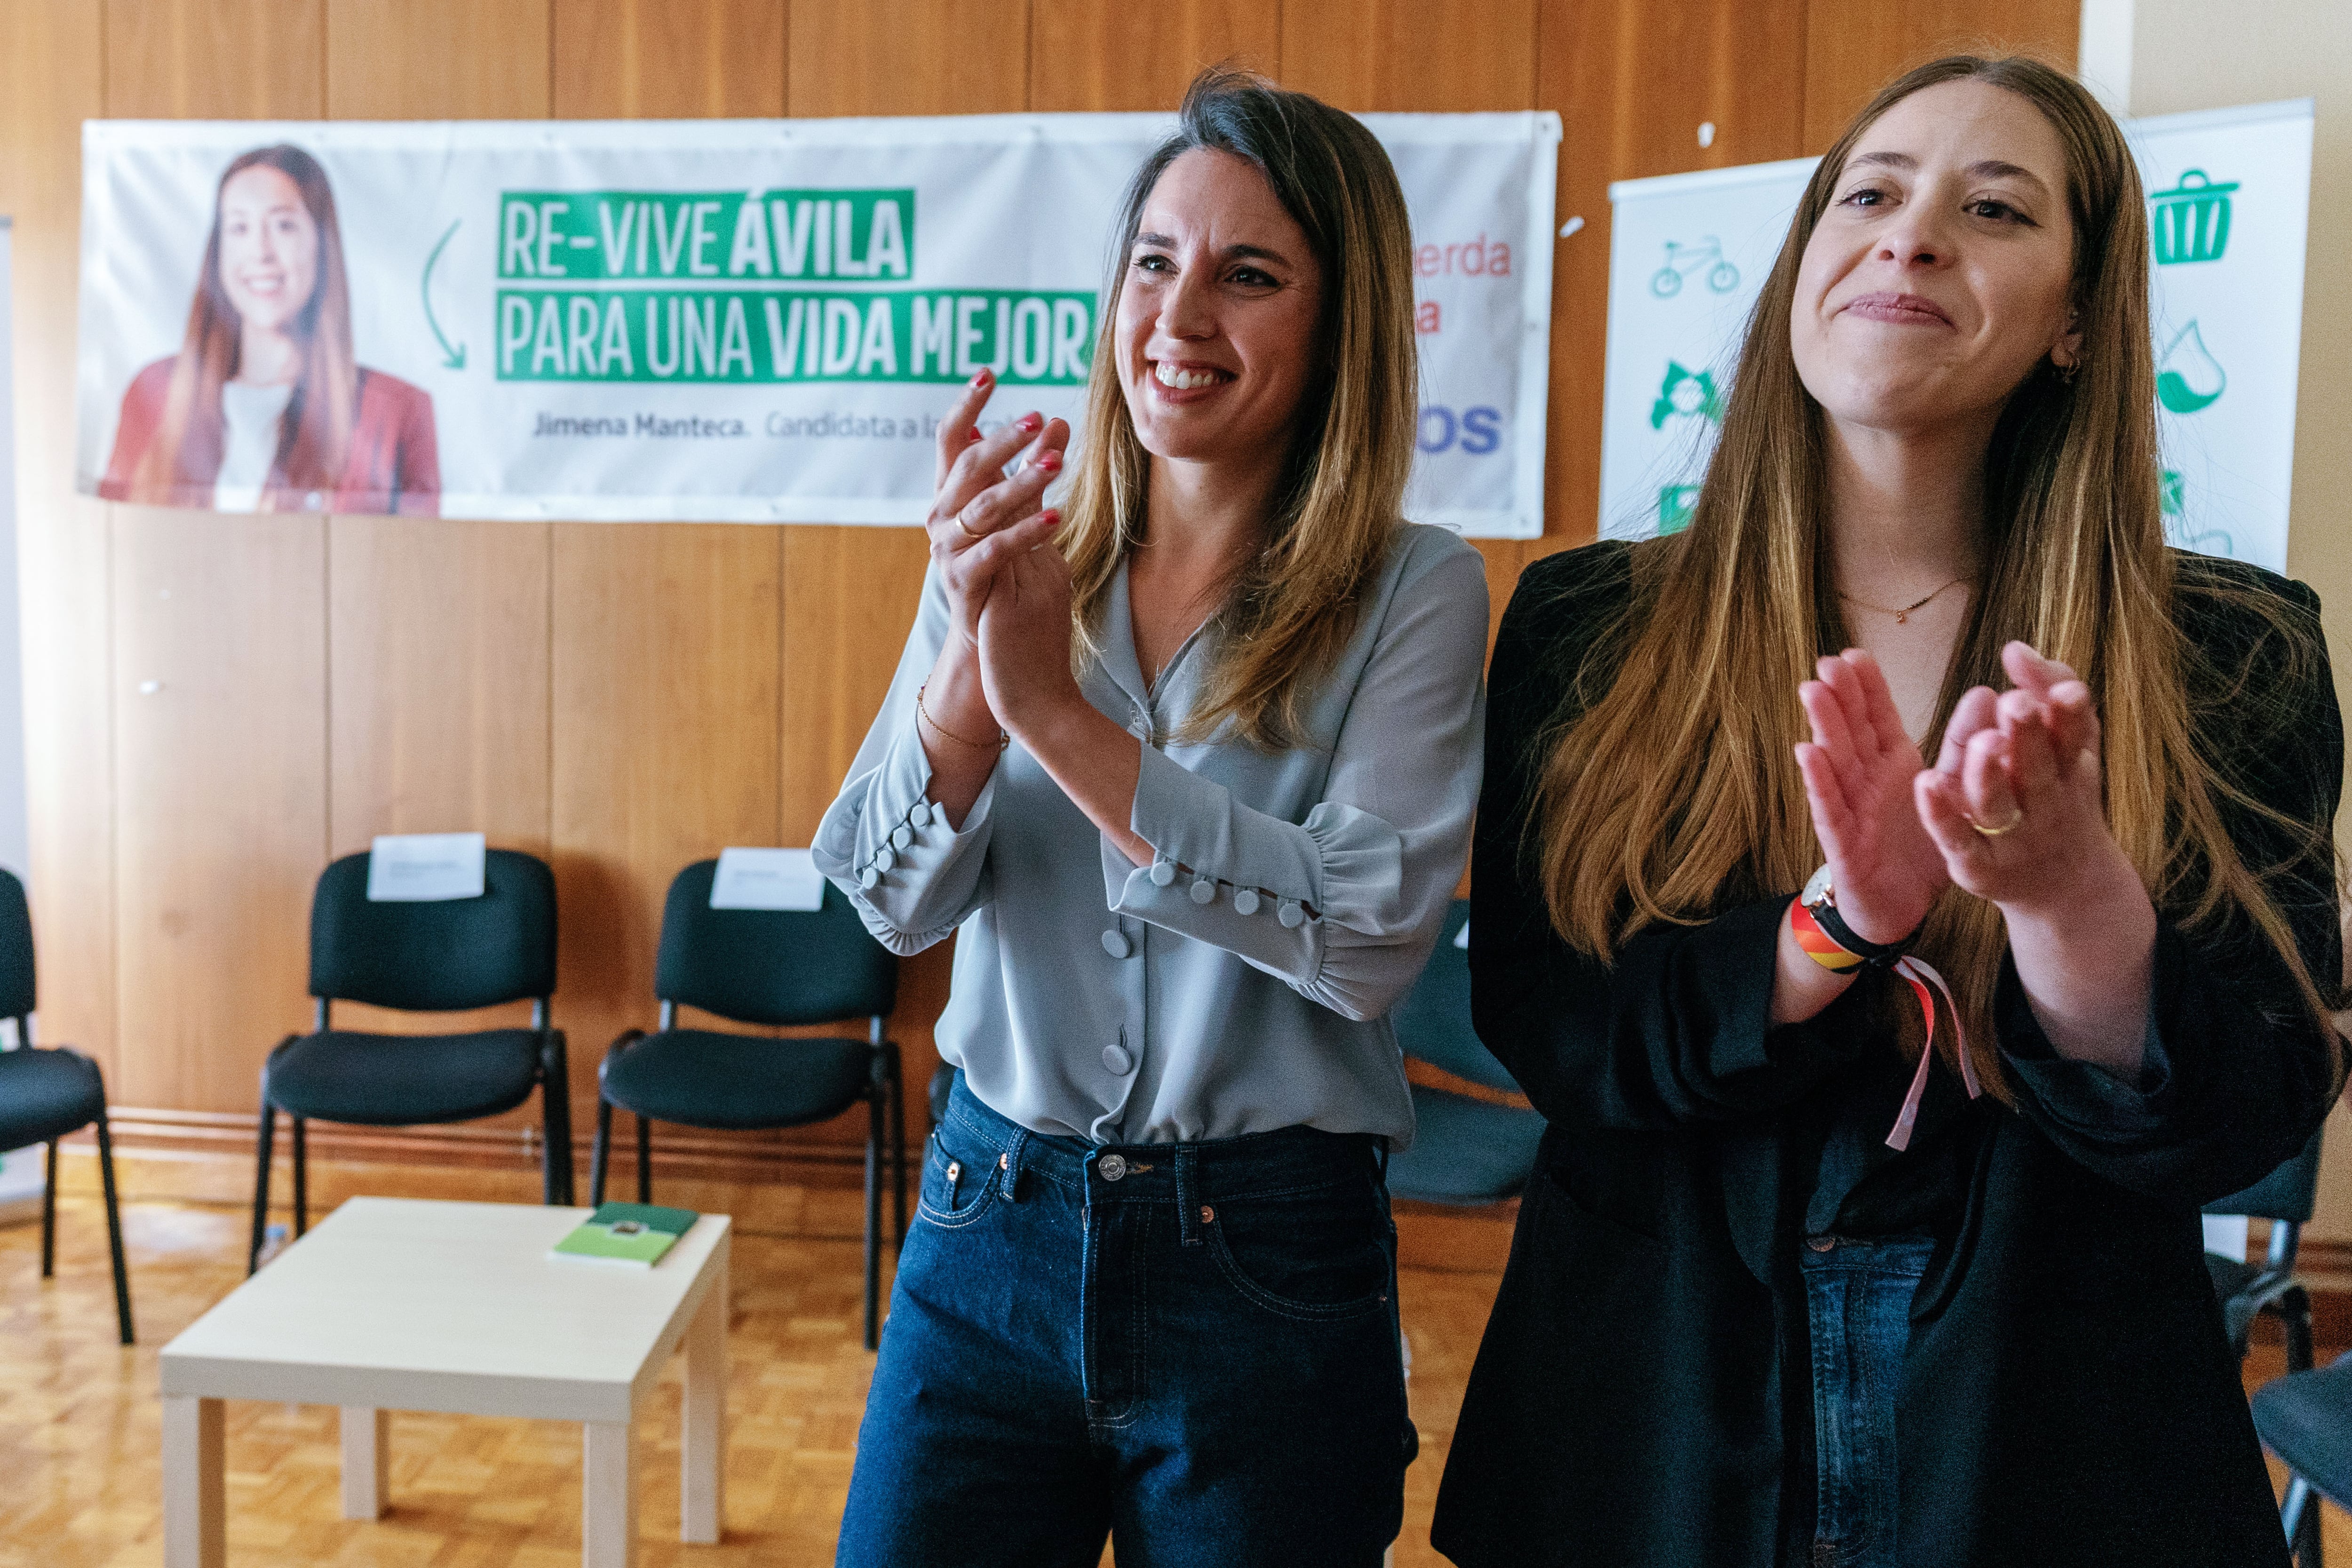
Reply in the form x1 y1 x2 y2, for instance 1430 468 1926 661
816 68 1486 1567
1435 55 2340 1568
100 143 438 515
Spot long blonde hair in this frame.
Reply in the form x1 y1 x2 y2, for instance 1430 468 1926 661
1057 67 1420 748
1533 56 2339 1094
132 144 358 507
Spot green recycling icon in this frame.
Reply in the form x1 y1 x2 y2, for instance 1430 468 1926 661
1650 361 1723 429
2150 169 2237 265
2157 320 2225 414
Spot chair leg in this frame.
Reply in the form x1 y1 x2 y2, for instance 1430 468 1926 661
2284 1474 2318 1565
864 1083 883 1351
40 1138 57 1278
2285 1286 2317 1376
95 1108 135 1345
540 1032 575 1206
291 1118 309 1238
590 1098 612 1209
635 1113 652 1204
249 1098 276 1274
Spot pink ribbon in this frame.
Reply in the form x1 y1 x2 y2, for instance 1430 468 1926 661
1884 954 1982 1152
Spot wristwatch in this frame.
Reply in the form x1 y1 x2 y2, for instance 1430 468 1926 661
1800 863 1917 969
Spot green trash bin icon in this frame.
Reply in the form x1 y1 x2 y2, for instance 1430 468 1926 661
2149 170 2237 265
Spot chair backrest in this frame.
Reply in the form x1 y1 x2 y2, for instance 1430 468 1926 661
1391 899 1523 1094
310 849 557 1012
0 868 35 1026
655 860 897 1027
2206 1125 2327 1225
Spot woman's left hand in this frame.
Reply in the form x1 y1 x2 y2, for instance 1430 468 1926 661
974 518 1082 734
1912 642 2136 917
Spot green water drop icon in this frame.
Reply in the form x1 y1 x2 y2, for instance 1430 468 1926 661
2157 320 2226 414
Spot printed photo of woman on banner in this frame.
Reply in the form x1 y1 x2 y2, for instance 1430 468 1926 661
99 143 440 516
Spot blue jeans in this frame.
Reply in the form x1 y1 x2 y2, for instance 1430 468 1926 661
1799 1233 1934 1568
837 1076 1414 1568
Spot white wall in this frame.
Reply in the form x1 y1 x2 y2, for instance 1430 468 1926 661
2095 0 2352 1242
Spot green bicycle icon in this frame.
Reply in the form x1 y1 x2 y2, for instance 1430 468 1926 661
1651 237 1740 298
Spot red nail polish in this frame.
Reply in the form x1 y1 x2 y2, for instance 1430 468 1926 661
968 428 983 442
1019 413 1043 434
1038 450 1063 470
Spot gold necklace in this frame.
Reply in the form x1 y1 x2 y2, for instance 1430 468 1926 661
1838 577 1967 625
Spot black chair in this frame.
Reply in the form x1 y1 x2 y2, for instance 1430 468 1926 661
252 849 570 1271
2251 1348 2346 1566
0 869 132 1343
1385 900 1546 1206
2204 1127 2325 1374
591 860 904 1349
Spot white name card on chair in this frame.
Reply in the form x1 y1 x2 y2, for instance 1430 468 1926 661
366 833 487 902
710 848 826 911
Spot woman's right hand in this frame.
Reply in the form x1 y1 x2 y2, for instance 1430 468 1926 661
1793 649 1948 945
928 369 1071 651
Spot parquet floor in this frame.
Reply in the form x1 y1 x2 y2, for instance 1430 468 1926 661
1 1192 2344 1566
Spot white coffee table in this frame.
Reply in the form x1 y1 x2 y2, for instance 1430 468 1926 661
159 1196 730 1568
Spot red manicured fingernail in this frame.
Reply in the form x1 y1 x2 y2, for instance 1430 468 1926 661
1037 450 1062 470
1019 413 1043 433
971 369 991 389
968 428 983 443
1040 509 1060 526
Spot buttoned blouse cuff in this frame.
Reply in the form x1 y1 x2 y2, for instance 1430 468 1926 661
815 706 997 939
1104 743 1411 992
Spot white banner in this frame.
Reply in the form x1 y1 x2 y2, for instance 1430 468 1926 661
76 114 1557 537
1599 100 2313 571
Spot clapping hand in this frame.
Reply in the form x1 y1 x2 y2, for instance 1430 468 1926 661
1913 642 2134 919
1795 650 1949 945
925 369 1069 651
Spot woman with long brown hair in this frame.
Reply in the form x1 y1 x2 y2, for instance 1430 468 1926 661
99 143 438 516
816 68 1485 1566
1435 56 2340 1568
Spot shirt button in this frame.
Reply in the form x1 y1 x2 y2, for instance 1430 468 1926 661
858 867 880 891
1098 1153 1128 1182
1149 861 1176 887
1806 1235 1838 1253
1234 888 1261 915
890 825 913 851
1190 877 1216 905
1102 1043 1133 1075
1101 928 1132 959
875 847 896 872
1278 899 1305 929
909 800 932 828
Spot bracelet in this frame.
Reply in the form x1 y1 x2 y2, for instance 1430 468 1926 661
1793 864 1916 971
916 683 1008 753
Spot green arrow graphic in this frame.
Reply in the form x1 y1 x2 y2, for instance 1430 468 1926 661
422 220 465 370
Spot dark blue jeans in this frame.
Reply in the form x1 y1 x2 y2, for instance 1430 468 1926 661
836 1076 1415 1568
1799 1232 1935 1568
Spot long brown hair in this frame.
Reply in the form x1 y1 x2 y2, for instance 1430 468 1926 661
130 144 357 506
1057 66 1419 748
1533 55 2339 1094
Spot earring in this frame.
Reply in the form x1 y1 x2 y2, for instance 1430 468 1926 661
2055 356 2079 386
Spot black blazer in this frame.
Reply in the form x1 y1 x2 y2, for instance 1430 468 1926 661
1433 540 2342 1568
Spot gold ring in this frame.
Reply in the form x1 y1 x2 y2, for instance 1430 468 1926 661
954 514 984 541
1968 808 2025 838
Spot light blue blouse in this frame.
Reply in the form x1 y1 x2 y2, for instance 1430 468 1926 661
813 522 1488 1147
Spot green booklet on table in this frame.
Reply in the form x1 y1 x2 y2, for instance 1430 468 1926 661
550 1202 699 1267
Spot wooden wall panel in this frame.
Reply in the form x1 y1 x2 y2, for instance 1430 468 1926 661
322 0 555 1051
0 0 111 1071
1534 0 1810 560
548 525 784 1091
103 0 326 119
324 0 553 121
110 511 326 1110
1029 0 1278 113
103 0 331 1114
553 0 786 119
1802 0 2080 151
786 0 1027 119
